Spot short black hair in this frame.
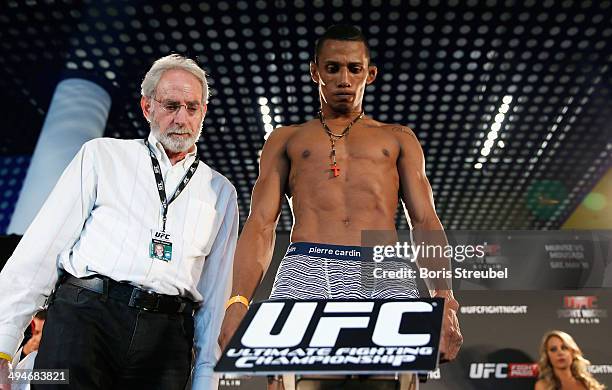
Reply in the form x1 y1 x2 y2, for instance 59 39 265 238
314 24 370 64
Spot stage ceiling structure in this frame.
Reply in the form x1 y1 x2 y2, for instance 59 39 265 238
0 0 610 232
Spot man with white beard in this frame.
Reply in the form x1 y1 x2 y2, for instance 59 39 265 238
0 54 238 390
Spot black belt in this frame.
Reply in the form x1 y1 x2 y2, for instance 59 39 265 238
62 275 196 315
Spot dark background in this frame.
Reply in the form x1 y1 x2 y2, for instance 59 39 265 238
0 0 610 233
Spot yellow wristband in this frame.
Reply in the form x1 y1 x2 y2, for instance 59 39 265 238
225 295 249 311
0 352 12 362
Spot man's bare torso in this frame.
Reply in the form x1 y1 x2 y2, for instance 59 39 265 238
280 117 413 245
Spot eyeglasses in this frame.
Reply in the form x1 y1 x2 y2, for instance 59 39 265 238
152 97 203 116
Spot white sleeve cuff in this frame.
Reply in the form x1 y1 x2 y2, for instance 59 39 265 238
0 331 22 361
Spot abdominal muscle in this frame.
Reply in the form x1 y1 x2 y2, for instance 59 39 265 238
289 181 399 246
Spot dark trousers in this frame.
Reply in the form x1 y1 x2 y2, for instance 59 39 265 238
32 282 194 390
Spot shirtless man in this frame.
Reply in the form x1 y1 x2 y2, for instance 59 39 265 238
219 24 462 382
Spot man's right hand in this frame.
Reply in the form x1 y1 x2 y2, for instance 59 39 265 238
0 359 11 390
218 303 248 352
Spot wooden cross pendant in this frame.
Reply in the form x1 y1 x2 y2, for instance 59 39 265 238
330 163 340 177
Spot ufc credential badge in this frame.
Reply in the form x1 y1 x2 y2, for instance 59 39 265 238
150 230 173 261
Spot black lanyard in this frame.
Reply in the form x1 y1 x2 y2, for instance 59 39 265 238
144 139 199 232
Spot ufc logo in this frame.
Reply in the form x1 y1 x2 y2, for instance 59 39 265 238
241 301 433 348
154 232 171 240
564 296 597 309
469 363 507 379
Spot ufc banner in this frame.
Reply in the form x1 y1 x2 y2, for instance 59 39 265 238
215 299 444 375
423 289 612 390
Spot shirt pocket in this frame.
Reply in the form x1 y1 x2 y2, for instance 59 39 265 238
181 199 218 259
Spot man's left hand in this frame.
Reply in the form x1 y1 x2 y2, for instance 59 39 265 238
433 290 463 362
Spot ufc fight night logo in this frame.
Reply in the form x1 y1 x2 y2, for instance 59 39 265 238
558 295 607 325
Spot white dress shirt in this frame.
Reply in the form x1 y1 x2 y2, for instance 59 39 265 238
0 133 238 389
